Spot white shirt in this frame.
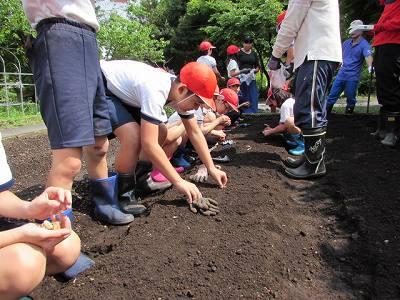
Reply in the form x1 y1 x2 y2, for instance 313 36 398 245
279 98 295 123
227 59 239 78
22 0 100 32
0 133 14 192
168 107 204 124
196 55 217 69
101 60 192 124
272 0 342 70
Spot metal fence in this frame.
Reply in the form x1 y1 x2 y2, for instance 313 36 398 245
0 48 38 117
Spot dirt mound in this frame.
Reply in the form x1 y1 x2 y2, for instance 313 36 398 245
4 114 400 299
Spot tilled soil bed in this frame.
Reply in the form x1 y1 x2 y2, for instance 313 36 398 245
4 114 400 299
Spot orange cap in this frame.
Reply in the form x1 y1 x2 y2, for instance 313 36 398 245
277 11 286 27
180 62 217 111
226 45 240 55
220 88 239 112
227 77 240 87
199 41 216 51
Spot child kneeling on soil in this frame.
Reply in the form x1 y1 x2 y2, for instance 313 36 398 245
100 60 227 210
262 88 304 155
0 133 81 299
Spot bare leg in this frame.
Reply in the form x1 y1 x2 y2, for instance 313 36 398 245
0 243 46 299
45 231 81 275
46 148 82 189
113 122 141 174
84 136 109 180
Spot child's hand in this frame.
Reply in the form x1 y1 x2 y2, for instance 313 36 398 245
27 187 72 220
208 166 227 188
175 179 202 204
17 222 71 251
262 126 273 137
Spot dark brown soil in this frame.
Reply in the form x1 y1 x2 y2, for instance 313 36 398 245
4 113 400 299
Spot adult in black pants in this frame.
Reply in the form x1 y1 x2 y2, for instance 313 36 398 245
370 0 400 147
268 0 342 179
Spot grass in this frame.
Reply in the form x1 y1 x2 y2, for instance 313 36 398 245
0 104 43 130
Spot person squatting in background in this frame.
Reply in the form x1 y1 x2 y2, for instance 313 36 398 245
268 0 342 179
262 88 304 156
237 36 261 114
326 20 373 115
0 132 80 299
370 0 400 147
188 89 240 184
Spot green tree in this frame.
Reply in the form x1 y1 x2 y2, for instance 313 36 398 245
97 13 168 64
0 0 33 69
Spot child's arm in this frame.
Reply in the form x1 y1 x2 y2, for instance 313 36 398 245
182 117 227 188
0 221 71 250
263 123 287 136
0 187 71 221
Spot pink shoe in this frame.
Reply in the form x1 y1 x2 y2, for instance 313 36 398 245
151 167 184 182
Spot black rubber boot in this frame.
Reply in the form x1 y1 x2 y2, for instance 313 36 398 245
371 107 386 140
118 173 147 216
381 112 399 147
283 155 305 168
135 161 172 197
90 173 134 225
285 127 326 179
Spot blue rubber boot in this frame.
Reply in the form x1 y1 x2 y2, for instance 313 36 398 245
285 134 301 148
60 253 94 280
171 147 191 169
288 138 305 156
90 173 134 225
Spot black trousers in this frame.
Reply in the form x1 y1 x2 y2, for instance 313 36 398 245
374 44 400 112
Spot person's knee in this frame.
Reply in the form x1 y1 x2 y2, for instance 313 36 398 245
0 243 46 297
88 137 109 159
46 231 81 275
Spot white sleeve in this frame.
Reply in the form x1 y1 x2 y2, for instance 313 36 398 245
0 133 14 192
140 88 168 124
227 60 239 77
272 0 312 59
279 101 293 123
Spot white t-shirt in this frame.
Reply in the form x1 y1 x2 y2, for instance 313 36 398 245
227 59 239 78
101 60 192 124
22 0 100 32
0 133 14 192
196 55 217 69
168 107 204 124
279 98 295 123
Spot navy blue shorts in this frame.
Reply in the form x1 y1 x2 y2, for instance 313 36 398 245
107 94 141 139
0 218 25 232
28 19 112 149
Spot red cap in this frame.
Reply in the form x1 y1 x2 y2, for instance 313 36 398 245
199 41 216 51
180 62 217 111
220 88 239 112
226 45 240 55
277 11 286 27
227 77 240 87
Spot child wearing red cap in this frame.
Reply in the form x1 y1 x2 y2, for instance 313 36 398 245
197 41 225 81
100 60 227 208
225 78 250 125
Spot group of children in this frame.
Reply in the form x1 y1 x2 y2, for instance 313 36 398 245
0 0 248 294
